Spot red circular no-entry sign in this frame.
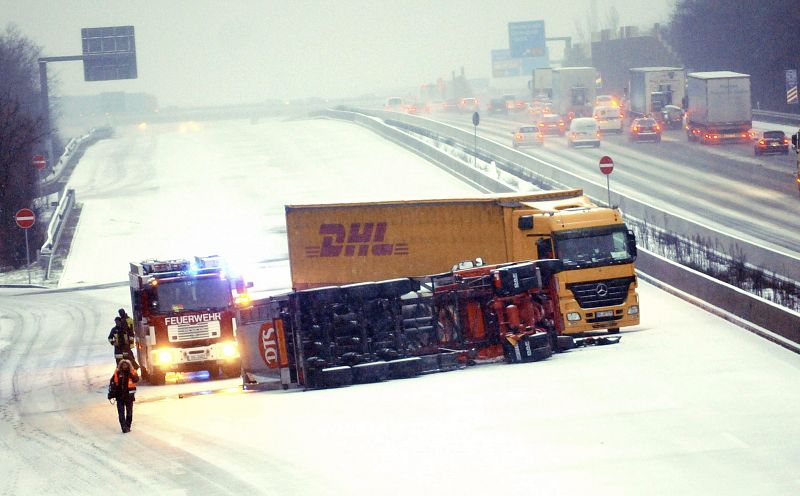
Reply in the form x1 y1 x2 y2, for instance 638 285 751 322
15 208 35 229
32 154 46 170
599 155 614 175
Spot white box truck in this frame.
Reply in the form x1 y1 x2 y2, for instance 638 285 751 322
551 67 596 119
627 67 686 120
685 71 752 144
532 67 552 98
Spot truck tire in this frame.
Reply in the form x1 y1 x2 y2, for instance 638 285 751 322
149 369 166 386
377 278 418 299
556 335 576 351
223 363 241 378
296 286 342 307
351 361 389 384
342 282 379 300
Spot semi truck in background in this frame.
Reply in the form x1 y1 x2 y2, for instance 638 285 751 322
531 67 553 99
627 67 686 120
129 256 249 384
284 190 640 336
551 67 596 119
685 71 752 144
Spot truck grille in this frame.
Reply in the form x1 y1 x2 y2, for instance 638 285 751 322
567 277 634 309
167 320 221 342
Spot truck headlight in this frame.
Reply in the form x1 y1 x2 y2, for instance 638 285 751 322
567 312 581 322
223 342 238 357
628 305 639 315
157 350 173 364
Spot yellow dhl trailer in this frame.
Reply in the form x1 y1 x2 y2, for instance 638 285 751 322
285 189 639 335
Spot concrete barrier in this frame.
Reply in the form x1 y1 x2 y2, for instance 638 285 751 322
636 248 800 352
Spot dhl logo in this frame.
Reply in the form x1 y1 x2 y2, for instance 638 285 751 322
305 222 409 258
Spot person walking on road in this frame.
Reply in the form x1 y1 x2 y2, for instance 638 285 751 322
108 317 135 366
108 359 139 433
116 309 139 369
118 308 134 335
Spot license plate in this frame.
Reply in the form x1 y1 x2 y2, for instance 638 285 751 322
596 310 614 318
187 352 207 361
771 142 778 146
723 133 737 138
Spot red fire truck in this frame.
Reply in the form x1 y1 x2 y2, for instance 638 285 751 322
128 256 249 385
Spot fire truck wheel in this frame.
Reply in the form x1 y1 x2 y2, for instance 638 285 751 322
149 369 166 385
607 327 620 334
223 364 241 378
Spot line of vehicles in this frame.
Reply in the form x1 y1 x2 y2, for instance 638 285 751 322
129 189 641 389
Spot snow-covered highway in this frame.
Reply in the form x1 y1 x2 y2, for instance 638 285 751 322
1 118 798 495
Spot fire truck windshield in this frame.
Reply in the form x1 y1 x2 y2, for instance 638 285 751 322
152 277 232 313
554 227 633 269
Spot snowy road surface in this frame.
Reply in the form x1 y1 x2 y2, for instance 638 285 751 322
1 118 798 495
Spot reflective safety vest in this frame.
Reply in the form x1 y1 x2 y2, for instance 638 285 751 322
113 370 138 392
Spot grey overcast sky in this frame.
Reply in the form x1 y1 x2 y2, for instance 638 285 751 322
2 1 674 107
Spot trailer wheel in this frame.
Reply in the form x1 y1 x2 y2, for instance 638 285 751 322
342 282 379 300
607 327 620 334
377 278 418 299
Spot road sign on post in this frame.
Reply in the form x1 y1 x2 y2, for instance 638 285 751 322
15 208 35 229
15 208 36 284
81 26 137 81
32 154 46 170
599 156 614 207
786 69 798 104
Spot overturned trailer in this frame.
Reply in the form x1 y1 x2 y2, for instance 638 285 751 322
236 258 618 391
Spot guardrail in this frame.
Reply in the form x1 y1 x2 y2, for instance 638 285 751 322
753 109 800 126
39 188 76 280
334 107 800 284
41 126 113 195
322 107 800 348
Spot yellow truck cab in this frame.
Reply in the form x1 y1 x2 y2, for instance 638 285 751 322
285 189 639 335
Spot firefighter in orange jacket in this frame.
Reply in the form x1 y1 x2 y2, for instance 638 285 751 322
109 359 139 433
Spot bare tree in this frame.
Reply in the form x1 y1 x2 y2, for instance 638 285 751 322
0 24 48 267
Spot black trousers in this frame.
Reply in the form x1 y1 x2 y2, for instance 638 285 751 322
116 396 133 429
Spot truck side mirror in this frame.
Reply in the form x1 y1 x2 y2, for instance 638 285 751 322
536 237 553 259
627 230 638 261
518 215 534 230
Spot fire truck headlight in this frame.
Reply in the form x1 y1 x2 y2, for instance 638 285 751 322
223 342 238 357
628 305 639 315
567 312 582 322
157 350 173 364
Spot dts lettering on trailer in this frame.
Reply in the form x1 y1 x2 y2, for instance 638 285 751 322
305 222 409 258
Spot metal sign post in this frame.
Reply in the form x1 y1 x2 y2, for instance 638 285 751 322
472 111 480 165
15 209 36 284
599 156 614 207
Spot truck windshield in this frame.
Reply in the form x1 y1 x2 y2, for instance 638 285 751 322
554 227 633 269
154 277 232 312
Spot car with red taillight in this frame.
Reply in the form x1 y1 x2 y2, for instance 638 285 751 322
458 97 479 113
538 113 566 136
629 117 662 143
754 130 789 156
512 125 544 149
